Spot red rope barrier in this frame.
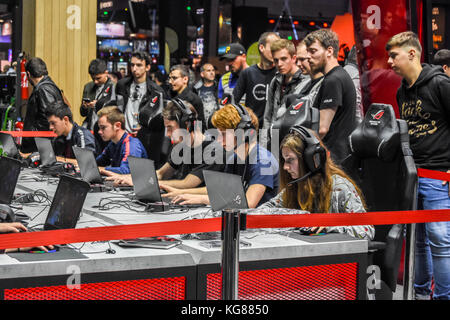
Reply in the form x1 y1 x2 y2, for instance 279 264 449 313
1 209 450 250
0 131 57 138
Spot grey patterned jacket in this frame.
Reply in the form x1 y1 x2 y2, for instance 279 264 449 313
257 175 375 240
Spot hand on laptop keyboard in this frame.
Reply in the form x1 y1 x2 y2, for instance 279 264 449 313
169 194 209 207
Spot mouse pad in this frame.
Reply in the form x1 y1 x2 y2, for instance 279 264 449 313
287 232 358 243
7 247 87 262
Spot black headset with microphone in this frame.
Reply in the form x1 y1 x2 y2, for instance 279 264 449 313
226 103 256 188
287 125 327 186
171 98 197 133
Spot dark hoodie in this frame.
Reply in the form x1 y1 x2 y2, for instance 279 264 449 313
396 64 450 170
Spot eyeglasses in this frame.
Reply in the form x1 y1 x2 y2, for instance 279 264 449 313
168 76 181 82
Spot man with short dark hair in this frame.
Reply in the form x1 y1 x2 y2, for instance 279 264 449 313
304 29 356 163
233 32 280 127
80 59 116 154
115 51 167 168
47 101 96 159
22 57 65 152
169 64 205 127
386 31 450 300
434 49 450 77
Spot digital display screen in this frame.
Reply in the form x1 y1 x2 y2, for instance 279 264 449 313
96 23 125 37
45 177 89 230
98 39 133 53
0 157 21 204
133 40 148 52
149 41 159 55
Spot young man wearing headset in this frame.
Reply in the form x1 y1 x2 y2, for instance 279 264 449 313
165 103 279 209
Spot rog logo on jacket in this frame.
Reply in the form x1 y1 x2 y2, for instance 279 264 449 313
221 96 229 105
234 195 241 205
371 110 384 120
293 101 304 110
149 95 159 107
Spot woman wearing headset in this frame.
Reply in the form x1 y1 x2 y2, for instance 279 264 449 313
259 126 374 240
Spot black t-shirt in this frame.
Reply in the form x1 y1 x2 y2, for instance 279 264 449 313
314 66 356 163
168 139 226 184
233 64 277 126
197 84 219 123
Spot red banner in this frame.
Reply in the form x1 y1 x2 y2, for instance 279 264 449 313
351 0 410 118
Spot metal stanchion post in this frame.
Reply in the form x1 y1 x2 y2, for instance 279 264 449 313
221 209 246 300
403 223 416 300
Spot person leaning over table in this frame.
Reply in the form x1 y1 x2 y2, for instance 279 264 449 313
257 126 374 240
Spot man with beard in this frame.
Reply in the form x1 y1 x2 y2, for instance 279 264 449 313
296 40 324 96
304 29 356 163
218 43 248 105
233 32 280 127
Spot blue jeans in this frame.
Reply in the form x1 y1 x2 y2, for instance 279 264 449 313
415 177 450 300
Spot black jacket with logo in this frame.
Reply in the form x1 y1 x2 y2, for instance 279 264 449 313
396 64 450 170
79 77 116 130
115 76 168 168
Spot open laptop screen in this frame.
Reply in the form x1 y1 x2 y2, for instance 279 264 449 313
203 170 249 212
0 156 21 204
129 156 161 203
34 137 57 166
0 132 19 158
44 175 90 230
72 146 103 184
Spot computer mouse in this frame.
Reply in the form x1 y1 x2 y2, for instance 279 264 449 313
28 246 60 254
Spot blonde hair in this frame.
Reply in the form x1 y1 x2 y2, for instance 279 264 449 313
211 104 259 130
385 31 422 55
97 106 125 128
270 39 296 57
